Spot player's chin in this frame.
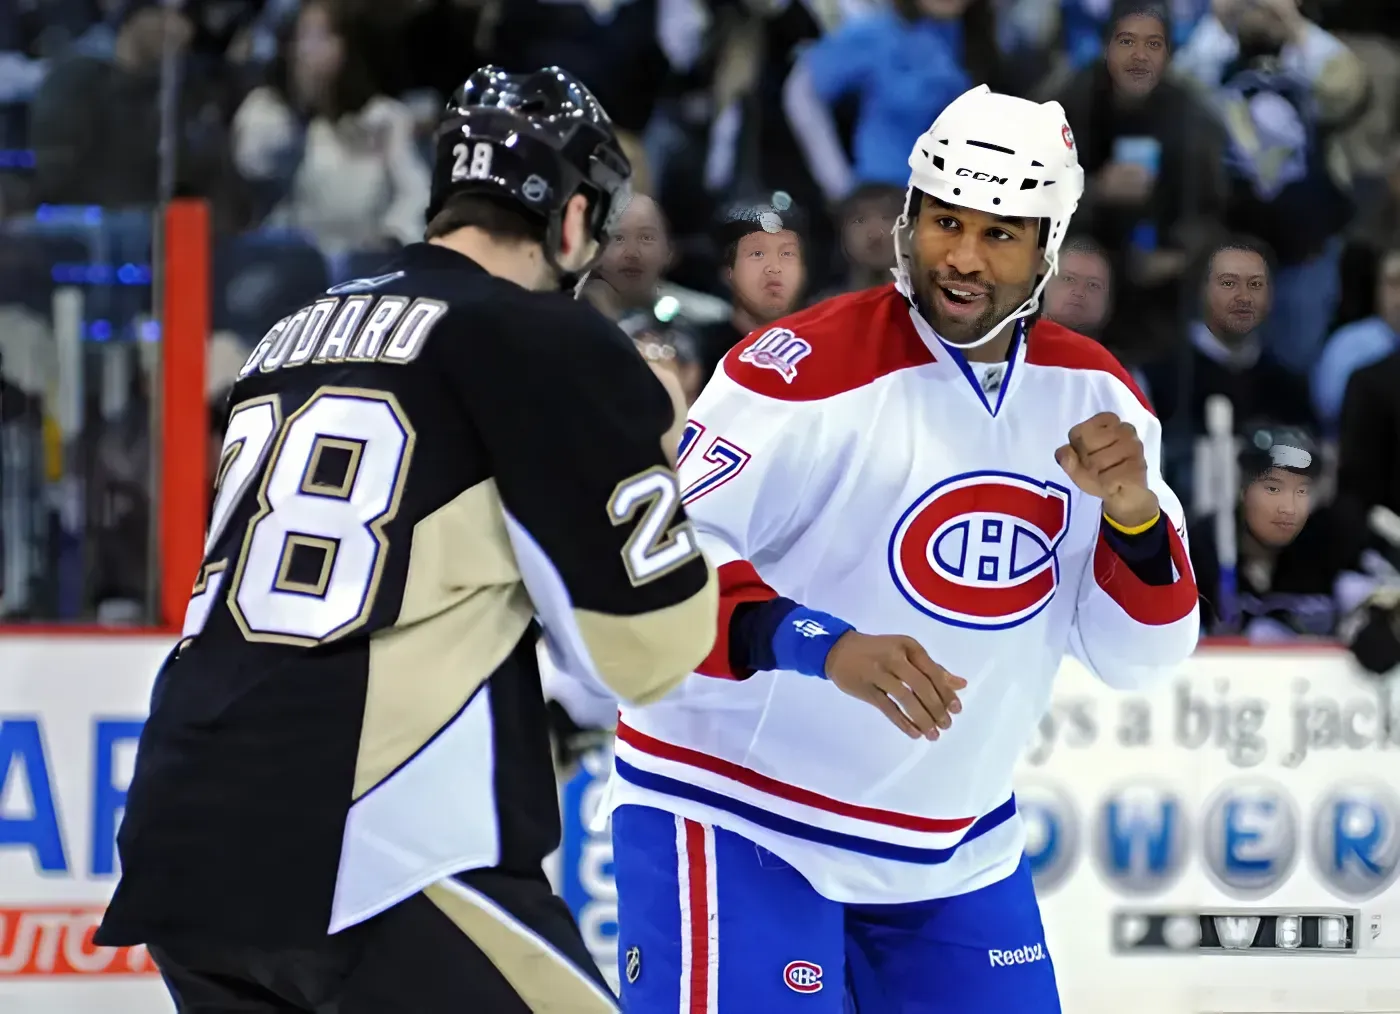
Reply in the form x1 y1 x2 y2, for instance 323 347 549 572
928 306 998 346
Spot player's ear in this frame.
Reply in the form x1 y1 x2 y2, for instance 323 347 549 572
560 193 595 263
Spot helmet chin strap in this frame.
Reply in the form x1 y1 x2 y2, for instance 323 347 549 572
891 204 1059 352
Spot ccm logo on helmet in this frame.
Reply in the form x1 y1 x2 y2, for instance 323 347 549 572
889 471 1072 630
955 168 1008 185
784 961 823 994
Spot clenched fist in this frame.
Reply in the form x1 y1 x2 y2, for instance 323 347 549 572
824 632 966 740
1055 411 1159 528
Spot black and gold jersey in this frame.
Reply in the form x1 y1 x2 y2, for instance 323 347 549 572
96 242 717 948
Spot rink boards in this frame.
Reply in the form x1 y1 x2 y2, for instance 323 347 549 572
1 636 1398 1013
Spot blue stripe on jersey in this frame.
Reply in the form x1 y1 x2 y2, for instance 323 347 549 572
614 757 1016 863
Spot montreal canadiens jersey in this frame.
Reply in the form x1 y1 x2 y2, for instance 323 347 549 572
602 283 1199 904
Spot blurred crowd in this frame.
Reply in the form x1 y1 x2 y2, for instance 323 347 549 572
3 0 1400 658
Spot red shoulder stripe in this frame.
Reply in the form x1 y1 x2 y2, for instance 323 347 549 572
1024 320 1154 415
721 285 934 402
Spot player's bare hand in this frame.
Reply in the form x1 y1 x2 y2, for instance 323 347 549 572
823 632 965 740
645 359 689 468
1055 412 1159 529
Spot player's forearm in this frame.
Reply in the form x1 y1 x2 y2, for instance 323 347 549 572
1077 512 1200 688
696 561 853 679
1099 512 1175 585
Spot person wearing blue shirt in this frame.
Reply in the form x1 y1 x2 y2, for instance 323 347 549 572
1311 247 1400 434
783 0 1000 203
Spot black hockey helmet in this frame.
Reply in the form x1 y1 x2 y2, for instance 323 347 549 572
1238 421 1319 485
427 66 632 270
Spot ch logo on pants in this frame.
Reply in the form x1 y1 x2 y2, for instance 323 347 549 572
625 946 641 984
783 960 823 993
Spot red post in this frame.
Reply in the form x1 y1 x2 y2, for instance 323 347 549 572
159 199 210 630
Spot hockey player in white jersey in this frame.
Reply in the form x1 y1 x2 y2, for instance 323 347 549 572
603 85 1199 1013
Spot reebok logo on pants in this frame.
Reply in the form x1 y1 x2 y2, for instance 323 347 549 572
988 943 1046 967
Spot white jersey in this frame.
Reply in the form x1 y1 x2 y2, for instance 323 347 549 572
601 284 1199 904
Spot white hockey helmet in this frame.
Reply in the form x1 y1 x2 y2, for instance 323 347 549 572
894 84 1086 349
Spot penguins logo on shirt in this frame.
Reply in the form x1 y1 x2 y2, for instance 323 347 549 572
888 471 1072 630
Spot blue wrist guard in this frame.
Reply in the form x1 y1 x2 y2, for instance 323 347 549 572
770 606 856 679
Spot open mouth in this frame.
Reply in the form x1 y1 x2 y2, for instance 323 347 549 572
934 282 989 321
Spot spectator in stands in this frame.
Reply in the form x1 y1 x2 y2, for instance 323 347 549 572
1144 237 1314 435
1058 0 1210 68
1043 233 1160 396
696 201 808 383
1176 0 1369 376
583 193 732 333
591 194 674 317
1312 246 1400 434
491 0 705 196
817 182 901 300
1336 348 1400 521
1051 0 1228 366
1042 234 1114 338
232 0 431 253
29 0 244 222
783 0 1002 204
1190 421 1357 639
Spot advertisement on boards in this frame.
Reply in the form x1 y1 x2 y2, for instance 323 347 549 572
556 649 1400 1014
3 637 1399 1014
0 636 173 1014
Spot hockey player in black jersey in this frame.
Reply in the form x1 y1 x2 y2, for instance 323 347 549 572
95 66 717 1013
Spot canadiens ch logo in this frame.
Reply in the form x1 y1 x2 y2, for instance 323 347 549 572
784 960 823 993
889 470 1072 630
625 946 641 984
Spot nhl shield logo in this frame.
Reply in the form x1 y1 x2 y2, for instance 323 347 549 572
625 946 642 984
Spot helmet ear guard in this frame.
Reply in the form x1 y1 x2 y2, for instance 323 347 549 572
893 85 1086 348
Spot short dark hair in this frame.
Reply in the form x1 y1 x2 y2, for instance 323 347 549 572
1208 235 1276 276
1059 233 1111 265
425 193 547 245
1106 0 1172 42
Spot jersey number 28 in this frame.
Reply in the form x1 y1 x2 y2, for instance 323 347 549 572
182 387 414 647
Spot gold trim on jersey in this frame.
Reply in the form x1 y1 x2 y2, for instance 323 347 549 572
354 478 531 800
300 435 365 499
227 386 417 647
422 878 619 1014
274 534 340 598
